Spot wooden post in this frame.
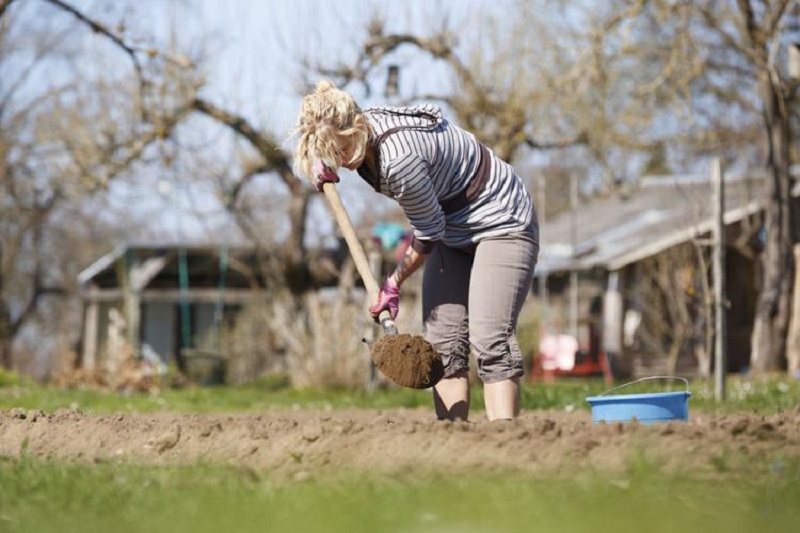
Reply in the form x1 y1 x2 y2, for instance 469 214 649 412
115 252 141 357
0 243 11 370
712 158 727 401
82 300 99 370
539 175 549 317
787 245 800 376
569 173 579 337
602 271 622 379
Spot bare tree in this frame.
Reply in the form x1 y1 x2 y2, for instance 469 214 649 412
298 1 743 192
304 11 589 164
728 0 800 372
634 243 712 376
189 98 319 292
2 0 794 380
532 1 799 373
0 0 196 370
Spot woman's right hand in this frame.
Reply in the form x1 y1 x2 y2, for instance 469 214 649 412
311 159 340 192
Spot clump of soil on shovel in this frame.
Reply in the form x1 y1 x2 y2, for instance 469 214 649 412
371 334 444 389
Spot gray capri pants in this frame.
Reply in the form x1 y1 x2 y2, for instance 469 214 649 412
422 226 539 383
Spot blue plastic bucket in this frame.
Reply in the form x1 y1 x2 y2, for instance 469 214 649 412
586 376 691 424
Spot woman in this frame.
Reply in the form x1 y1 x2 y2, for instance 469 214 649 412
295 81 539 421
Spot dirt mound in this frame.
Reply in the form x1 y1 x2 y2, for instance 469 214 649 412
2 407 798 479
371 334 444 389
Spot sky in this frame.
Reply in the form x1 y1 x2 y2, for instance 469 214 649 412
58 0 516 245
3 0 529 249
15 0 778 248
185 0 512 129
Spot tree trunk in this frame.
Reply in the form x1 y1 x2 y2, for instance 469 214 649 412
0 244 10 370
0 311 11 370
0 298 11 369
283 192 312 294
787 245 800 376
749 75 795 373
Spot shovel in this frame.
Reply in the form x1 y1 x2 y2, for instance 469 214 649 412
322 182 443 389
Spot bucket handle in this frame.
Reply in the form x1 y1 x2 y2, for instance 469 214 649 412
598 376 689 397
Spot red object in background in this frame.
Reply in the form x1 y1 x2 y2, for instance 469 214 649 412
531 322 613 385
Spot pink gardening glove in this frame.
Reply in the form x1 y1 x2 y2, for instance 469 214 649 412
369 276 400 320
311 159 340 192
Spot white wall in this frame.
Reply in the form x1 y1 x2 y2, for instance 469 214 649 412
142 302 175 363
193 303 218 350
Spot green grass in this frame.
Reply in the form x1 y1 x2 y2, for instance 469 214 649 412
1 374 799 415
0 367 21 388
1 455 798 533
1 376 799 532
0 382 433 414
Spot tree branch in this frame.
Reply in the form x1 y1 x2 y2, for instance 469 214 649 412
317 18 482 101
736 0 760 47
764 0 792 37
43 0 145 91
225 163 270 210
700 5 764 66
9 285 66 337
7 192 65 337
191 97 302 194
190 97 315 292
59 104 188 193
0 0 16 19
525 132 588 150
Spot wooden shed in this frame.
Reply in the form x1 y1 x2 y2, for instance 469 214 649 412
534 168 800 378
77 243 266 373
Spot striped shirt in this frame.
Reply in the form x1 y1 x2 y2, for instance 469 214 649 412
362 104 538 251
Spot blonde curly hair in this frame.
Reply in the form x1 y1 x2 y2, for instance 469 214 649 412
293 80 371 180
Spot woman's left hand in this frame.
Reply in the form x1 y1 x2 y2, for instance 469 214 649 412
369 276 400 320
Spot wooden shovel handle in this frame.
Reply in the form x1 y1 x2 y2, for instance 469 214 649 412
322 183 398 335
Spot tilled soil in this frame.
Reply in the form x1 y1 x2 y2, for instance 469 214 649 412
1 407 798 479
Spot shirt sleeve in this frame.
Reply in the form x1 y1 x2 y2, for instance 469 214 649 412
384 152 445 246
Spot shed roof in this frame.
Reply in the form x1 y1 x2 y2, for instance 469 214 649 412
77 242 256 287
536 168 798 276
